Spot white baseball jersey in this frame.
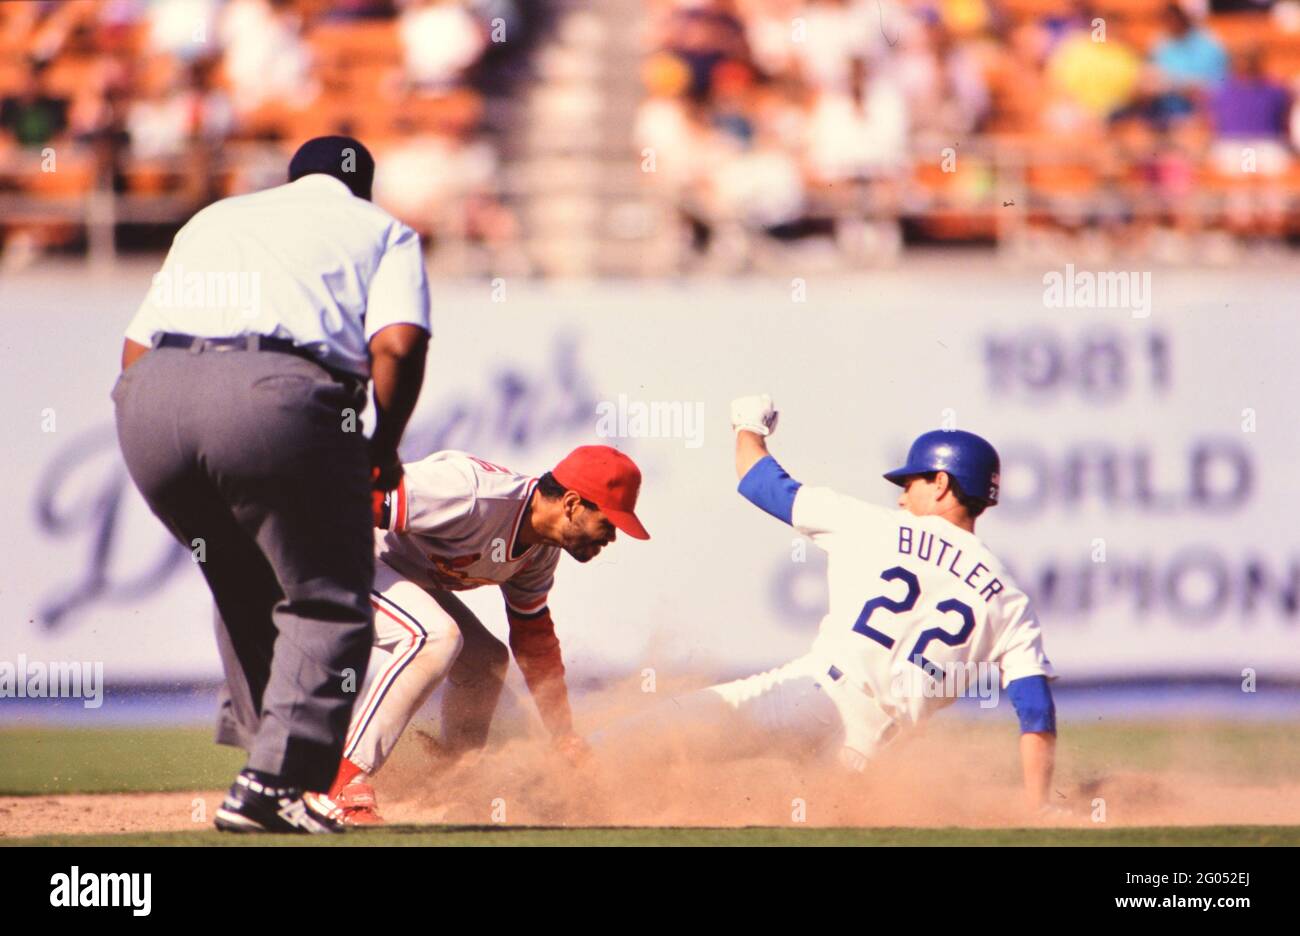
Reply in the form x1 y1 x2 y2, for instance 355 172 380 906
375 451 559 616
793 486 1053 728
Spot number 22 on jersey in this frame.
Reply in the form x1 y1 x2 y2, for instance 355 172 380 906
852 566 976 674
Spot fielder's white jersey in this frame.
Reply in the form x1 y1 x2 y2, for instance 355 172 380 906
793 486 1053 728
375 451 559 616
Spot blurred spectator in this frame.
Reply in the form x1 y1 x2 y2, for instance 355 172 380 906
1149 3 1228 121
0 59 69 148
1207 48 1291 238
219 0 316 115
661 2 747 100
67 55 132 148
709 132 805 231
1151 5 1228 84
897 19 990 135
635 53 700 195
127 58 232 159
1211 49 1289 143
374 130 497 227
376 90 485 218
1209 49 1290 173
1046 22 1142 122
805 63 908 182
741 0 802 76
146 0 220 62
398 0 488 91
372 85 521 269
988 21 1054 133
791 0 882 94
710 59 757 144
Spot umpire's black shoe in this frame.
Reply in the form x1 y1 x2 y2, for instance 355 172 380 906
214 771 345 834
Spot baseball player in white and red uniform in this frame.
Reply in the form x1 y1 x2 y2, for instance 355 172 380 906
308 445 649 824
595 396 1058 812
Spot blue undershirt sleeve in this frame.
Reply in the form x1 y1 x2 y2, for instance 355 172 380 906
1007 675 1057 734
737 455 802 525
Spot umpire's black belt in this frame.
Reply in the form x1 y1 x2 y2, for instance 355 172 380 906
155 333 365 392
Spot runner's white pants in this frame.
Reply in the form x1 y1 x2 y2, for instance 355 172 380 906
593 655 898 770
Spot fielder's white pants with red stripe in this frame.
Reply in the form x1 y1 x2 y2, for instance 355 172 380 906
343 561 511 776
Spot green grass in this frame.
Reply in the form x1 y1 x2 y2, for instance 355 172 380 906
3 720 1299 797
1059 721 1300 784
0 727 244 796
7 722 1300 795
3 722 1299 846
6 824 1299 847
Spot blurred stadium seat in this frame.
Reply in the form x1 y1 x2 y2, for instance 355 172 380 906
2 0 1300 273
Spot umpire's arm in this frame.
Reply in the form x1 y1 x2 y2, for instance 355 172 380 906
368 323 427 490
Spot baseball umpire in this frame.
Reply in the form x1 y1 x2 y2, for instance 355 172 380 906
112 135 431 833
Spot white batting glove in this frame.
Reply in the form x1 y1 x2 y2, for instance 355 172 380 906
730 394 779 437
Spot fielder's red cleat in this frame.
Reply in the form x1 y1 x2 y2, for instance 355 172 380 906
305 780 385 826
335 781 385 825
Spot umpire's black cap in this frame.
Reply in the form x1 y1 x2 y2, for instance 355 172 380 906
288 135 375 201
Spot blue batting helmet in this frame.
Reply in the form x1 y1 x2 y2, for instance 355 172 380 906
883 430 1001 506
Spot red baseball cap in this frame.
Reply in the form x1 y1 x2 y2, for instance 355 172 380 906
551 445 649 540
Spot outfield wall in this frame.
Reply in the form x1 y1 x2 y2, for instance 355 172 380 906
3 260 1298 685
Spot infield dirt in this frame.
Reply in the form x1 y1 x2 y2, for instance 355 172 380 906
5 712 1299 838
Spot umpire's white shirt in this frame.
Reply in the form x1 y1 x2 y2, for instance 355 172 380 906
125 174 431 378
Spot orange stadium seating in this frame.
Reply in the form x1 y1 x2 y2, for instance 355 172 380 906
2 0 1300 263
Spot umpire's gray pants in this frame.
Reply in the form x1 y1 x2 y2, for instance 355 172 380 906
112 345 374 791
